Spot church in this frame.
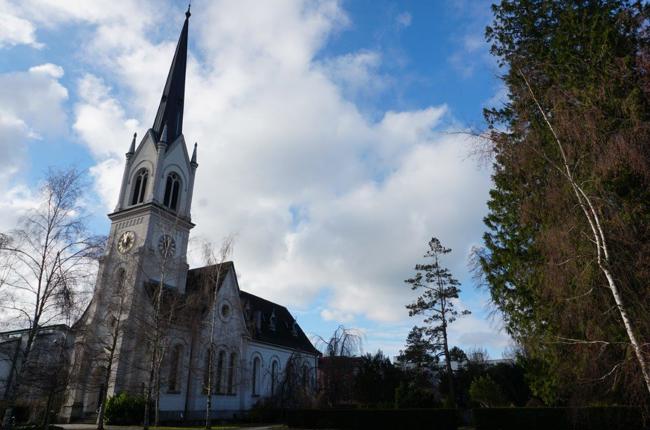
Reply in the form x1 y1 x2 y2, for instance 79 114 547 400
1 7 319 424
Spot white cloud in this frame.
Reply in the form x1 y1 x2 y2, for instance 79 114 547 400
28 62 63 77
0 63 68 230
320 50 387 99
450 312 512 353
485 84 510 109
7 0 508 353
0 7 42 48
321 308 355 323
396 12 412 28
74 74 140 159
463 34 484 52
0 64 68 136
70 0 491 320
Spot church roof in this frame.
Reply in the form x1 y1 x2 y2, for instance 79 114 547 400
185 263 319 356
186 262 233 295
152 7 190 145
240 290 320 356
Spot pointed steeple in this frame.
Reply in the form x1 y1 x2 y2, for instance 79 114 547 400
152 7 190 144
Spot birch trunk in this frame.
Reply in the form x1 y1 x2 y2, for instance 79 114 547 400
520 70 650 395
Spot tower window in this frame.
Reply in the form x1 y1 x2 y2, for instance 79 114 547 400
131 169 148 205
163 172 181 211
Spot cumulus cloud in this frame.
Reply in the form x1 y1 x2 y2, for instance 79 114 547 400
0 5 42 48
76 1 490 316
7 0 508 353
0 64 68 137
0 63 69 230
320 50 387 100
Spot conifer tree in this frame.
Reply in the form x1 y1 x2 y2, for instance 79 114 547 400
480 0 650 403
405 237 470 406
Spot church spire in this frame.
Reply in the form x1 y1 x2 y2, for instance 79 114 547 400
152 7 190 143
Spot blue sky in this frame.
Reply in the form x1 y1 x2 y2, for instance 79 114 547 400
0 0 510 359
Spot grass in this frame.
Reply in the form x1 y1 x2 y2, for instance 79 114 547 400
148 426 288 430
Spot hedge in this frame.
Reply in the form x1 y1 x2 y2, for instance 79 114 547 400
286 408 458 429
104 392 151 425
473 406 646 430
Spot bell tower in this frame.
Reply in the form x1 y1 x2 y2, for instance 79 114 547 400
62 7 198 421
108 5 197 293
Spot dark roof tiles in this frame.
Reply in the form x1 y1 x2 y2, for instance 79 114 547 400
185 263 319 356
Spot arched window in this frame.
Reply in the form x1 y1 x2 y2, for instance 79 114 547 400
227 353 236 394
216 350 225 394
163 172 181 210
252 356 260 396
131 169 148 205
168 345 183 392
203 348 213 394
302 364 309 388
271 360 278 395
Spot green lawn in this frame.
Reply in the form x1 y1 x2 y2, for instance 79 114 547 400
149 426 287 430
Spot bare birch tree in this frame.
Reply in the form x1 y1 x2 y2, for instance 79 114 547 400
0 169 103 430
201 237 233 430
518 70 650 396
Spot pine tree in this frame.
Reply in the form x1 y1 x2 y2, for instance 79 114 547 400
405 237 470 406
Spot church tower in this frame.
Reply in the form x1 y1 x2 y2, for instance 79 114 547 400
62 9 197 421
109 5 197 293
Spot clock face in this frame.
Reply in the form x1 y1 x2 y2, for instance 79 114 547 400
158 234 176 257
117 231 135 254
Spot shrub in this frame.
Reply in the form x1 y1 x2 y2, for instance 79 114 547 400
247 397 284 423
473 406 645 430
394 380 439 409
469 375 508 407
286 408 457 430
104 392 149 425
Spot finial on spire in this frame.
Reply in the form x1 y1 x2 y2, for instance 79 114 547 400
127 132 136 158
191 142 198 166
186 3 191 19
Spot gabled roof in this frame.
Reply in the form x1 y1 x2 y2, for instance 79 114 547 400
184 262 319 356
185 262 233 295
152 8 190 145
240 291 320 356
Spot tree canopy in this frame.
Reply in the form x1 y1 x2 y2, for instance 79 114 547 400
480 0 650 405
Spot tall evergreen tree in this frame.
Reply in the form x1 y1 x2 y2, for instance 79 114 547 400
397 326 438 370
405 237 470 406
480 0 650 404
